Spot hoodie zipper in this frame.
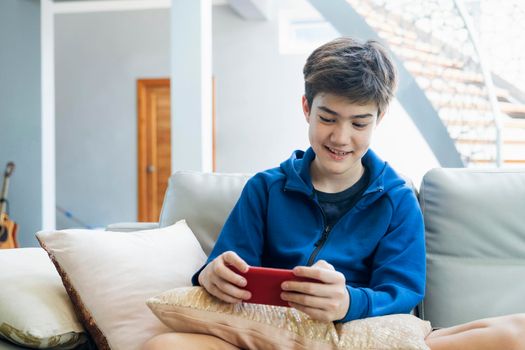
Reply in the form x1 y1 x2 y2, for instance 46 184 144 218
287 181 384 267
304 186 382 266
307 224 331 266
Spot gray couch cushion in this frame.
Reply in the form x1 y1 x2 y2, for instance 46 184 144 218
159 171 252 255
419 168 525 327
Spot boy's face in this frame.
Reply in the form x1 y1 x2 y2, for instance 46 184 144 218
302 92 383 180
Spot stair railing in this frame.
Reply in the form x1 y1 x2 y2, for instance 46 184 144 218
453 0 502 167
345 0 500 166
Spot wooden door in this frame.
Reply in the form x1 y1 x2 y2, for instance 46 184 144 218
137 79 171 222
137 78 216 222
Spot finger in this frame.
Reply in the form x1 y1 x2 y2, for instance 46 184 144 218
215 276 252 301
281 291 328 309
222 251 249 273
281 281 334 298
212 262 248 288
287 302 331 323
292 266 341 284
207 282 244 304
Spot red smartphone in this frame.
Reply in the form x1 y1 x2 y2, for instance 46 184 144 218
230 266 319 307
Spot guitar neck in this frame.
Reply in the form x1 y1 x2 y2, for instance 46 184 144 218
0 177 9 215
1 162 14 216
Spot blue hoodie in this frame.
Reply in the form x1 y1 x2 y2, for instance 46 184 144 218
193 147 425 322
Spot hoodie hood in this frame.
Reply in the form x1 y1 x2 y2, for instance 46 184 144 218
280 147 407 204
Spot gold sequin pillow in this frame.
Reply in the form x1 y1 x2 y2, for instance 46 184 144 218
147 287 432 350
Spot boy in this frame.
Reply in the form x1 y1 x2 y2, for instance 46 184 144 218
193 37 425 323
144 37 525 349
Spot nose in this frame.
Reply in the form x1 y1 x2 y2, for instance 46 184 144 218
329 123 352 146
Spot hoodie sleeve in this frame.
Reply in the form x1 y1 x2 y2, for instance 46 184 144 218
192 174 268 285
340 189 426 322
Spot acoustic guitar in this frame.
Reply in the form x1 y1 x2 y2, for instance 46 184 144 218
0 162 19 249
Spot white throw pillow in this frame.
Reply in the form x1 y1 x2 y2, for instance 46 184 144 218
0 248 86 349
36 220 207 350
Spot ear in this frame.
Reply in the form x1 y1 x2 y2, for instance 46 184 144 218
302 95 311 123
376 111 385 126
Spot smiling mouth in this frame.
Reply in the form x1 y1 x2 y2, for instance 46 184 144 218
325 146 351 156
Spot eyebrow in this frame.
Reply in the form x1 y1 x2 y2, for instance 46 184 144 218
318 106 374 119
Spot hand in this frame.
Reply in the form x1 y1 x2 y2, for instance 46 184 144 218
198 251 252 304
280 260 350 322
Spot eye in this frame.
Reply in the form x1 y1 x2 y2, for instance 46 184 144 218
353 123 368 128
319 115 335 123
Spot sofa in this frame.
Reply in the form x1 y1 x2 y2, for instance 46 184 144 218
1 168 524 349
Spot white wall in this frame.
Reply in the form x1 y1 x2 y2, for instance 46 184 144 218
372 100 439 188
213 4 310 173
0 0 42 247
55 9 170 229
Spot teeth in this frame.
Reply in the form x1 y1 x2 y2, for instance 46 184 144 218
328 147 348 156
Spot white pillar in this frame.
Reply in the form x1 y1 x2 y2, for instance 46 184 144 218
41 0 56 230
171 0 213 172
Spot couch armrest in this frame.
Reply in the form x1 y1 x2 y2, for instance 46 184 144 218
105 222 159 232
420 168 525 327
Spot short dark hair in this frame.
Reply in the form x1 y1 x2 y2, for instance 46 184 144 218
303 37 397 116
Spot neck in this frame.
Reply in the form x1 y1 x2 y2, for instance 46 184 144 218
310 160 364 193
